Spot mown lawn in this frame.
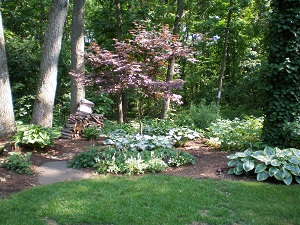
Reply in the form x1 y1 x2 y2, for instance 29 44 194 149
0 175 299 225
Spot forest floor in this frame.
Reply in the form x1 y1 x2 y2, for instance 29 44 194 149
0 138 256 199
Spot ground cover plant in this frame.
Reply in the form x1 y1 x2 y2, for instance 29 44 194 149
0 175 299 225
68 146 195 175
206 116 264 151
227 146 300 185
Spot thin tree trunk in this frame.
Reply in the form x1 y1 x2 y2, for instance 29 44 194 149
161 0 184 119
115 0 125 123
216 0 233 107
117 92 123 124
0 9 16 138
70 0 86 114
31 0 69 127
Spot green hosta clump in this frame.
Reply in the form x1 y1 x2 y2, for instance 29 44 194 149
68 147 195 175
12 124 60 150
3 152 32 174
103 134 173 151
206 116 264 151
227 146 300 185
167 128 201 147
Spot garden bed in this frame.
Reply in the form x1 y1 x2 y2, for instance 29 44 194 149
0 138 255 199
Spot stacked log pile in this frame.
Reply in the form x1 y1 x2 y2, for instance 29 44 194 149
60 99 104 139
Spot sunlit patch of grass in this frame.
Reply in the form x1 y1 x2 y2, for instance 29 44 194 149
0 175 300 225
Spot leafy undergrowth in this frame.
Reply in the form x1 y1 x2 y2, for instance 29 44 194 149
0 175 299 225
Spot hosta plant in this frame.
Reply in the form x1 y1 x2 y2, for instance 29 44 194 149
12 124 60 150
68 146 195 175
207 116 264 151
167 128 201 147
227 146 300 185
103 134 173 151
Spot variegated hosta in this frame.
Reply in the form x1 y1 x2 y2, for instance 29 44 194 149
227 146 300 185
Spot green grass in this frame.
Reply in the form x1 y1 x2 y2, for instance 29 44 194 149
0 175 299 225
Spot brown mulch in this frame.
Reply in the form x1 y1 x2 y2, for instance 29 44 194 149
0 138 255 199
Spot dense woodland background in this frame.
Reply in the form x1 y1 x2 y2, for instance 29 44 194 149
0 0 299 147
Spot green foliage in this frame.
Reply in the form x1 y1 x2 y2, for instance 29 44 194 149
206 116 264 151
102 120 138 135
283 120 300 148
12 124 60 150
227 146 300 185
82 126 100 141
3 152 32 174
67 149 101 169
167 128 201 147
68 146 195 175
262 0 300 146
142 118 177 136
169 101 219 130
103 134 173 151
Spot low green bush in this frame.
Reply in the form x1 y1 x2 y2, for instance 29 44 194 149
227 146 300 185
82 126 100 140
206 116 264 151
3 152 32 174
67 146 195 175
12 124 60 150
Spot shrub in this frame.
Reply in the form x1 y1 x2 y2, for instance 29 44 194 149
12 124 60 150
3 152 32 174
82 126 100 140
283 120 300 148
206 116 264 151
227 146 300 185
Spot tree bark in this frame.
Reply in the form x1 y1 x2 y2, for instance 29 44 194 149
31 0 69 127
70 0 86 114
115 0 125 123
161 0 184 119
216 0 233 107
0 9 16 138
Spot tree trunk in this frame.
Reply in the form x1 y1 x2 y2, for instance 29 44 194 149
161 0 184 119
31 0 69 127
0 10 16 138
117 92 123 124
70 0 86 114
216 0 233 108
115 0 125 123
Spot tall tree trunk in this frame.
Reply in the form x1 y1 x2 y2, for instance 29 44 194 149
161 0 184 119
31 0 69 127
216 0 233 107
0 9 16 138
70 0 86 114
115 0 125 123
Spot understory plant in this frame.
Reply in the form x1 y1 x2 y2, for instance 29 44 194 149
12 124 60 150
103 134 173 151
167 128 201 147
206 116 264 151
3 152 32 174
227 146 300 185
283 120 300 148
82 126 101 140
68 146 195 175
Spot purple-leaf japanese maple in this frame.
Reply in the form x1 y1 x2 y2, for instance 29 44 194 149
72 23 197 117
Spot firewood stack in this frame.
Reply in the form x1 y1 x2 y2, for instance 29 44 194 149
60 99 104 139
